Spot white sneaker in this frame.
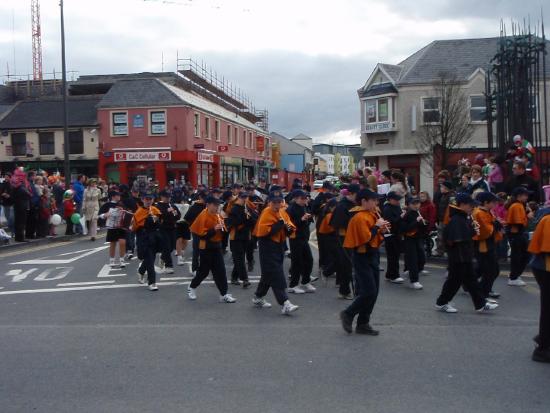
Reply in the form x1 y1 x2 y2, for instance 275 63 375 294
387 277 405 284
109 258 116 267
187 287 197 300
477 302 498 313
125 253 134 260
301 283 316 293
137 269 146 284
435 303 458 313
508 278 527 287
281 300 299 315
402 270 410 278
288 286 306 294
220 294 236 303
119 259 127 268
252 296 272 308
165 267 174 274
177 256 185 266
410 282 423 290
486 298 498 304
148 283 158 291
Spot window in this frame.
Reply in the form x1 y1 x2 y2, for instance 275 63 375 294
150 110 167 135
39 132 55 155
242 130 246 148
11 133 26 156
204 117 210 139
214 120 220 142
422 97 441 124
112 112 128 136
69 130 84 154
470 95 486 122
227 125 233 144
366 100 377 123
234 127 239 146
365 97 394 130
194 113 200 137
249 132 254 150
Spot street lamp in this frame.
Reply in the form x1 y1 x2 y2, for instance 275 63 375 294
60 0 70 182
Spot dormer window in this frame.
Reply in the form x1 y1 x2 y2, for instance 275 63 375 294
364 97 395 133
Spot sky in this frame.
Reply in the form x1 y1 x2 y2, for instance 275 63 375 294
0 0 548 144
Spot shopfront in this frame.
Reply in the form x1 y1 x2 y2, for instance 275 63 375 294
197 151 216 187
242 159 255 183
166 162 191 185
221 156 242 186
256 160 273 183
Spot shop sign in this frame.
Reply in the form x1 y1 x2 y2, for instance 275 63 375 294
218 145 228 152
256 136 265 152
222 157 242 167
272 174 278 179
197 152 214 163
133 114 144 128
114 151 171 162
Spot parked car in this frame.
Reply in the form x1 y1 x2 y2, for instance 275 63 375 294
313 180 324 190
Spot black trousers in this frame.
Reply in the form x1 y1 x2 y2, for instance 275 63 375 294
289 238 313 288
137 231 159 285
246 237 256 264
190 248 228 295
384 235 401 280
344 250 380 325
222 231 229 251
318 233 337 276
25 206 38 238
13 205 28 242
509 233 530 280
475 247 499 297
230 239 249 282
335 236 352 295
191 234 200 272
159 228 175 268
65 221 74 235
533 268 550 350
404 237 425 283
436 261 485 309
255 238 288 305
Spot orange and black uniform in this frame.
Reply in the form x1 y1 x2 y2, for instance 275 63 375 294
245 196 262 268
473 207 502 297
341 208 384 326
184 200 206 272
253 205 296 305
227 200 255 284
506 201 529 280
330 197 357 296
189 209 228 295
382 201 402 281
528 213 550 358
133 205 162 285
400 208 427 284
287 201 314 288
317 199 337 277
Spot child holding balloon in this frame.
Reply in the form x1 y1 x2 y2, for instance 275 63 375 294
63 190 76 236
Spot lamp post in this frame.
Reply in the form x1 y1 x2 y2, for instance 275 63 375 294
60 0 70 181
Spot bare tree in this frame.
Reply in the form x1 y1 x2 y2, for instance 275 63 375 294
416 72 474 172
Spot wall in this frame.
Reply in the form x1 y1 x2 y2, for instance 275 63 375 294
280 154 304 172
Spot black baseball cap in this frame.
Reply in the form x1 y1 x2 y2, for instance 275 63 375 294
476 191 498 204
407 197 421 204
109 190 121 197
386 191 403 201
512 187 532 197
205 196 221 205
455 192 476 205
159 190 170 198
291 189 307 199
238 192 249 199
141 193 154 199
357 189 379 202
348 183 361 194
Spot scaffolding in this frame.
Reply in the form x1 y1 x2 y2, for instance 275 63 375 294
176 57 268 131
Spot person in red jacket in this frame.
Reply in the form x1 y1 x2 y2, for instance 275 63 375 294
419 191 436 257
63 190 76 235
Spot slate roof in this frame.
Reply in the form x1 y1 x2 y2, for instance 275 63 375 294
270 132 312 154
97 78 182 108
362 37 550 93
359 82 398 98
0 96 101 130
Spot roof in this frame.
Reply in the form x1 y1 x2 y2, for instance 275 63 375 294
359 82 398 98
270 132 313 154
97 78 182 108
0 96 101 130
361 37 550 91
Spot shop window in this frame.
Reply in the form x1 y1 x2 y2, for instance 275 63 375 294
39 132 55 155
150 110 167 135
69 130 84 154
112 112 128 136
215 120 220 142
227 125 233 144
204 117 210 139
194 113 200 138
422 97 441 124
11 133 26 156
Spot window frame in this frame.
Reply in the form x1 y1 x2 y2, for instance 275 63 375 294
235 127 239 147
149 109 167 136
204 116 211 140
469 95 486 123
68 129 84 155
421 97 441 125
227 124 233 145
364 96 395 132
111 111 129 137
214 119 220 142
11 132 27 156
249 131 254 150
194 113 200 138
38 131 55 155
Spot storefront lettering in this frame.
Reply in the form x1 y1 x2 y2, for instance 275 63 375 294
114 151 171 162
197 152 214 163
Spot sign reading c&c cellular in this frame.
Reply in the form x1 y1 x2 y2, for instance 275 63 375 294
114 151 171 162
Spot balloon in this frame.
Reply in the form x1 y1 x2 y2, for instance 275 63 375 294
50 214 62 226
70 213 81 224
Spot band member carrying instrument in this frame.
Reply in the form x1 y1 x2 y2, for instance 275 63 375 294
382 191 405 284
252 191 299 315
245 185 263 271
184 191 207 273
227 191 255 288
339 189 389 335
99 190 132 268
155 190 181 274
188 196 236 303
132 193 162 291
400 196 428 290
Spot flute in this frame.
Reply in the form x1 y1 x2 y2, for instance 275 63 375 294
417 210 427 226
375 211 391 233
217 214 227 232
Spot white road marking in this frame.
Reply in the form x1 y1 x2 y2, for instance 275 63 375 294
57 281 115 287
34 267 72 282
5 268 38 282
97 264 127 278
11 246 109 265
